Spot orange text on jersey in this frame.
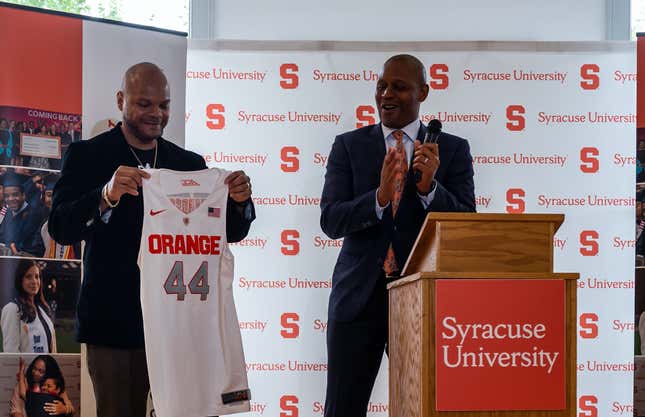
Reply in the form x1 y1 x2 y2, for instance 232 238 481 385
148 234 222 255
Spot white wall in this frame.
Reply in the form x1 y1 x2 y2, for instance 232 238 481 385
198 0 607 41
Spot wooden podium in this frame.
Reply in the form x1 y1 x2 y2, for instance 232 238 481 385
387 213 578 417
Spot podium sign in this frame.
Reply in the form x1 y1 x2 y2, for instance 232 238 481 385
435 279 566 411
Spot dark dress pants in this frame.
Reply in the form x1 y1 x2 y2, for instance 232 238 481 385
86 344 150 417
324 276 388 417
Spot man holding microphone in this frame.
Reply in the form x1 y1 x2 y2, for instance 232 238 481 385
320 54 476 417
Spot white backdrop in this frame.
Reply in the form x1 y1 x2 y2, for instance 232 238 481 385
186 41 635 417
201 0 607 42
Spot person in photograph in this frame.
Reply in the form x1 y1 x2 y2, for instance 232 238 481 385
47 125 59 144
26 124 51 170
638 190 645 264
1 259 56 353
14 170 44 210
22 377 70 417
320 54 475 417
11 355 74 417
49 124 64 170
638 139 645 183
0 179 7 225
59 127 70 161
40 179 78 259
49 62 255 417
12 122 25 166
27 121 36 134
0 118 14 165
0 173 45 257
65 122 80 143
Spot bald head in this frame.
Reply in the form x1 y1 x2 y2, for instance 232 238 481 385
382 54 427 87
117 62 170 145
121 62 169 94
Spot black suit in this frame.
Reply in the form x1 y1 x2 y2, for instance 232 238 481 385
320 122 475 417
49 123 255 417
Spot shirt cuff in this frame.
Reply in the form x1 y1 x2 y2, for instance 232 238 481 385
375 189 390 220
418 180 437 209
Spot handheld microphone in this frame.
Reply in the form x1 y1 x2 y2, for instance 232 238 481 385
415 119 442 182
426 119 442 143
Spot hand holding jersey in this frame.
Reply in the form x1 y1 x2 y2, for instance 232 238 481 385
102 166 251 209
225 170 252 203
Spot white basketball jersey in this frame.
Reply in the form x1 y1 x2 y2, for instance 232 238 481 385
139 168 250 417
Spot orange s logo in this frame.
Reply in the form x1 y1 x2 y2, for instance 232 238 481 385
580 64 600 90
506 105 525 131
356 105 376 128
280 146 300 172
579 313 599 339
506 188 525 214
206 104 225 130
280 313 300 339
281 230 300 256
429 64 449 90
579 231 599 256
579 147 599 173
280 64 299 89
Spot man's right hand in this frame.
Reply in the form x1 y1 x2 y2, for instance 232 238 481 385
105 166 151 203
376 148 402 207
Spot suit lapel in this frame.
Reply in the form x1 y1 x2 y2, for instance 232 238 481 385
372 123 386 158
369 123 386 174
415 122 427 143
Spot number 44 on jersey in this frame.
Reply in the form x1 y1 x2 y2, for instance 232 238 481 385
164 261 210 301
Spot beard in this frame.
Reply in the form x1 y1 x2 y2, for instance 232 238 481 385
123 115 164 144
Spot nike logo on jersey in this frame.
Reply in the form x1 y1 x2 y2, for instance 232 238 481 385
150 209 167 216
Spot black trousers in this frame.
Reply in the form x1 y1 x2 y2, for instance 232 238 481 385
86 344 150 417
324 277 388 417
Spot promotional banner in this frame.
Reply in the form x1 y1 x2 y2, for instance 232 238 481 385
187 42 635 417
1 3 187 416
634 34 645 417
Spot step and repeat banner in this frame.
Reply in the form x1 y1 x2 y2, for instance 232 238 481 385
187 41 635 417
635 34 645 417
0 4 186 417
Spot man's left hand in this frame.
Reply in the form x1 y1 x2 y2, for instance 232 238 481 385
225 170 252 203
413 140 440 195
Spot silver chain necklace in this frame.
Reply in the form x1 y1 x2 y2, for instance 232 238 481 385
128 141 158 169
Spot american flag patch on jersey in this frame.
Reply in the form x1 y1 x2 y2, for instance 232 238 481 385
208 207 220 217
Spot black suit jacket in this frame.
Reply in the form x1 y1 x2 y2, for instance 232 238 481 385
49 123 255 348
320 123 475 322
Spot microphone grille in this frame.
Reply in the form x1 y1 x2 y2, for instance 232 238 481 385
428 119 442 132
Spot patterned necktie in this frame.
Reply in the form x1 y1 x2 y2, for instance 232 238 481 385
383 130 409 275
